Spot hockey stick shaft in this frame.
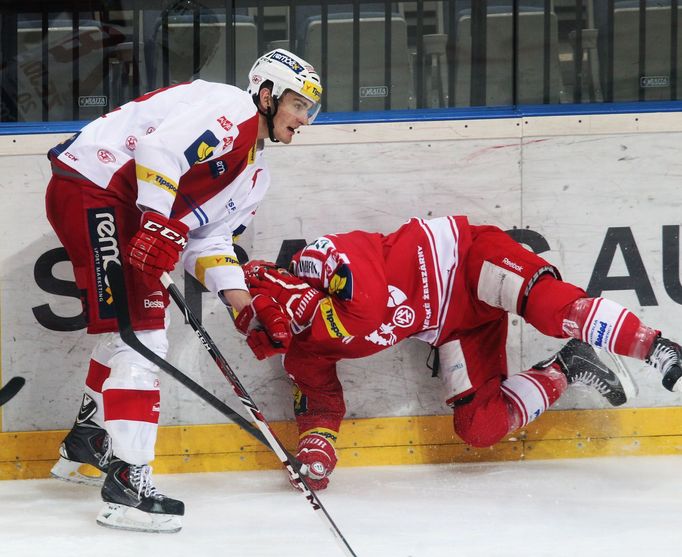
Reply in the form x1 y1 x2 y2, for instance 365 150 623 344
105 263 268 447
158 272 358 557
0 377 25 407
106 262 356 556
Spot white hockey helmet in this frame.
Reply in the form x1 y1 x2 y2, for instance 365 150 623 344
247 48 323 123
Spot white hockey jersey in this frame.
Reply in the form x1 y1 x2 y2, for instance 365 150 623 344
51 80 269 293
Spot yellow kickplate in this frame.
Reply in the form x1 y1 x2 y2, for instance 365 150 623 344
2 407 682 480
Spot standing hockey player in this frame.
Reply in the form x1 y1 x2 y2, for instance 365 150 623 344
243 216 682 490
45 48 322 532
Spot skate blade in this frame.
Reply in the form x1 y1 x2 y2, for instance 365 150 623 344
50 457 104 487
96 502 182 534
604 351 639 401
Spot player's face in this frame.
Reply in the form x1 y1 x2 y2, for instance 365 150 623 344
273 91 315 144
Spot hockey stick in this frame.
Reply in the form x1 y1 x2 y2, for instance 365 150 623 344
0 376 25 407
159 271 358 557
105 263 268 447
107 262 357 557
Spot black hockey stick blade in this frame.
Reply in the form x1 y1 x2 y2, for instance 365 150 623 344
105 261 268 447
0 377 26 407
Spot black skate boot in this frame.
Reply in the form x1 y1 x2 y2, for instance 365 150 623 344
534 339 627 406
646 336 682 392
50 394 111 486
97 458 184 533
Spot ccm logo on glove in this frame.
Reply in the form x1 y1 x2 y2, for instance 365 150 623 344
128 211 189 283
142 219 188 249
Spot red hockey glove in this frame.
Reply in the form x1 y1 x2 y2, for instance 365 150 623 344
291 430 338 491
234 294 292 360
128 211 189 284
243 260 325 334
290 240 354 301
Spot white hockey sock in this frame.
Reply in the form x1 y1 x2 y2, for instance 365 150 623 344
501 367 566 429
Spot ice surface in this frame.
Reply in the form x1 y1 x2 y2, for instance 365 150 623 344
0 456 679 557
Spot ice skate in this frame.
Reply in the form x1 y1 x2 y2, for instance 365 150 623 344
646 336 682 392
97 458 184 533
535 339 627 406
50 395 111 486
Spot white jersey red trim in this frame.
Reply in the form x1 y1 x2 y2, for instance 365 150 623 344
52 80 269 293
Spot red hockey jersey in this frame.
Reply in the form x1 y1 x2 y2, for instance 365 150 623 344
283 216 474 432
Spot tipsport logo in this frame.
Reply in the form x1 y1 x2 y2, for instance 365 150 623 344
269 51 304 74
136 166 178 196
320 298 350 339
302 80 322 102
150 172 178 194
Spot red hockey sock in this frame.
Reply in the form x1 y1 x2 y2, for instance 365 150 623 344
523 275 587 336
523 275 659 360
563 297 659 360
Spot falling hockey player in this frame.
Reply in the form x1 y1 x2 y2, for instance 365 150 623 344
241 215 682 490
45 48 321 532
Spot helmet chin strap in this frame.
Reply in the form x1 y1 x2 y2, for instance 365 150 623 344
253 94 279 143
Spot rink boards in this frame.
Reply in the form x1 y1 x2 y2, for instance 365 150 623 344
1 109 682 478
2 407 682 480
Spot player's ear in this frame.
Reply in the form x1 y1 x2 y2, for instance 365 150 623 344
258 87 273 111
